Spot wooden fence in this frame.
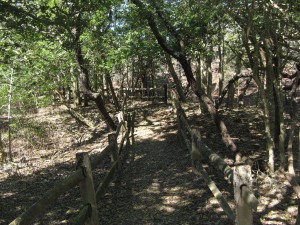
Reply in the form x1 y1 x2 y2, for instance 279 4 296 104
9 110 136 225
114 85 168 103
172 98 258 225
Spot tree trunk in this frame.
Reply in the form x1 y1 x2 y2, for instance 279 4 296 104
251 38 275 173
165 53 186 102
288 120 295 175
105 73 120 111
178 55 238 157
195 57 202 91
218 29 224 97
8 63 13 161
0 132 5 166
195 56 207 113
263 37 276 143
73 19 116 131
273 81 286 170
150 59 155 97
201 58 208 95
228 51 241 108
264 34 286 171
132 0 238 161
226 80 235 108
83 94 89 107
72 75 81 107
206 55 213 99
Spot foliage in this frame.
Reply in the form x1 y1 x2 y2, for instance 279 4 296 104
1 0 299 166
0 28 75 114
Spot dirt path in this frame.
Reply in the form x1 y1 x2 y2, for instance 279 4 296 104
98 104 231 225
0 103 229 225
1 102 296 224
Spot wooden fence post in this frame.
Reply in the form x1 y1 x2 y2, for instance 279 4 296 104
234 165 258 225
76 152 99 225
191 128 235 222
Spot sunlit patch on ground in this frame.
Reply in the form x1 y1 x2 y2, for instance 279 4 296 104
1 101 298 224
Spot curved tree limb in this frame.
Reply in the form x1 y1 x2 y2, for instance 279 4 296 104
73 13 116 131
216 73 252 109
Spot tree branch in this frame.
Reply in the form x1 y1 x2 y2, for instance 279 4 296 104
149 0 182 44
216 73 252 109
131 0 181 60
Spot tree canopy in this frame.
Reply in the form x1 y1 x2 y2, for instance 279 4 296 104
1 0 299 167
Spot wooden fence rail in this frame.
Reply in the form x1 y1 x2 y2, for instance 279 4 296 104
107 85 168 103
173 97 258 225
10 109 135 225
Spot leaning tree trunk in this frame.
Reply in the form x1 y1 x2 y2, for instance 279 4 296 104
178 55 238 158
132 0 239 161
165 53 186 102
73 19 116 131
75 50 116 130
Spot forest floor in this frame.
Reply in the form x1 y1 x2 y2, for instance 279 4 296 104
0 100 299 224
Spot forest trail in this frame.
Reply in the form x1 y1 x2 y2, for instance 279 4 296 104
1 102 296 224
98 103 231 225
0 103 229 225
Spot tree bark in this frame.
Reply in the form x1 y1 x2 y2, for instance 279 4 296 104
263 37 276 142
206 55 213 99
226 79 235 108
247 35 275 173
72 75 81 107
216 73 251 109
73 16 116 131
195 56 207 113
165 53 186 102
178 54 238 155
273 81 286 170
105 73 121 111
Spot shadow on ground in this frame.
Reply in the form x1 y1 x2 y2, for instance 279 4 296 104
97 105 233 225
98 135 233 225
0 102 297 225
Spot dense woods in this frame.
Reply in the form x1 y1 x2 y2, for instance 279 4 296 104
0 0 300 224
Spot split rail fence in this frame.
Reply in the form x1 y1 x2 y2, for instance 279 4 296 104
172 97 258 225
115 85 168 103
9 110 136 225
